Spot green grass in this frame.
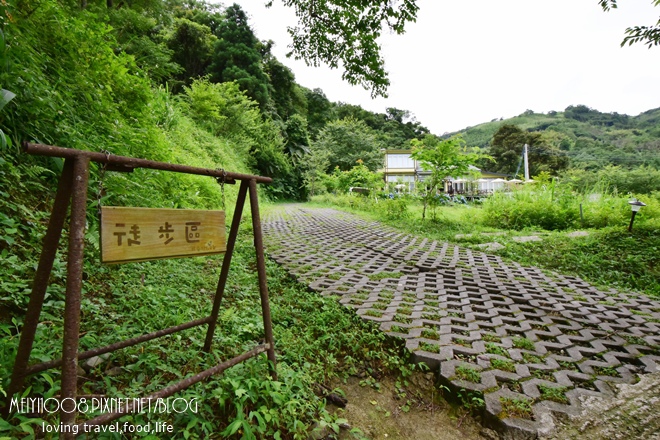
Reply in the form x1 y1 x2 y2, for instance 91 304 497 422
421 329 439 340
482 333 502 343
490 358 516 373
499 397 534 420
522 353 544 364
455 366 481 383
485 342 509 357
512 337 536 351
367 271 403 281
418 342 440 353
538 385 569 404
309 193 660 298
496 225 660 297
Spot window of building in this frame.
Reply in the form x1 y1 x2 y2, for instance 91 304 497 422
386 154 414 169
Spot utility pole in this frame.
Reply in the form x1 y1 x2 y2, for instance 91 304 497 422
523 144 530 181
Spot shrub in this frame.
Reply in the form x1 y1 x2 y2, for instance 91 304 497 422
381 196 410 220
483 181 578 230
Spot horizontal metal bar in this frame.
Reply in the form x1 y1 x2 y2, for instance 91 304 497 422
25 317 213 375
104 164 135 173
23 142 271 184
78 344 270 430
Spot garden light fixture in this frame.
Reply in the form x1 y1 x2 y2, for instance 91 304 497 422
628 199 646 232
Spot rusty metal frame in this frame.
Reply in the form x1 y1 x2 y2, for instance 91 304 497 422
2 143 277 437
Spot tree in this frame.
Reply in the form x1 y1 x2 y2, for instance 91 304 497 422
301 144 329 197
333 104 429 149
330 161 383 193
267 0 418 98
263 55 306 120
314 118 383 172
109 9 183 84
303 87 334 139
209 4 271 109
283 113 310 163
165 18 217 85
381 107 429 148
411 135 483 220
488 125 568 177
600 0 660 48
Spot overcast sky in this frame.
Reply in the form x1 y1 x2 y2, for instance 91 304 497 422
231 0 660 135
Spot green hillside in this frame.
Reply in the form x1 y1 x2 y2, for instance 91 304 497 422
457 106 660 170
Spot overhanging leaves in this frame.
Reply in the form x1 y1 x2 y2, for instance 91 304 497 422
601 0 660 48
270 0 419 98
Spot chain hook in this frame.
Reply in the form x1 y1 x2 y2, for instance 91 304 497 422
216 169 227 211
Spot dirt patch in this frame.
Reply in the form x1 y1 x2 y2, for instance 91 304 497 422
324 371 660 440
541 372 660 440
328 373 489 440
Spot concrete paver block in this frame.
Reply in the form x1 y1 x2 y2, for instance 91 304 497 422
263 207 660 438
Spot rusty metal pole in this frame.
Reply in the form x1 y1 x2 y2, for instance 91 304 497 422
2 159 74 417
203 180 249 352
60 156 90 439
247 179 277 380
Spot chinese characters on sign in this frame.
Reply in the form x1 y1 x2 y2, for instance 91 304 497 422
100 207 226 264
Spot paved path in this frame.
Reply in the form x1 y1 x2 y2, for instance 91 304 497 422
262 206 660 439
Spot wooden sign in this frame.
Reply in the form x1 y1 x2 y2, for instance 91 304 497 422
100 207 226 264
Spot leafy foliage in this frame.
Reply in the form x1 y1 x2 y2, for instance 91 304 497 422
283 113 310 163
488 124 569 177
313 185 660 297
562 165 660 195
209 4 271 109
411 135 484 219
600 0 660 48
459 107 660 172
300 143 330 197
314 118 383 172
270 0 419 97
326 161 384 194
165 17 217 86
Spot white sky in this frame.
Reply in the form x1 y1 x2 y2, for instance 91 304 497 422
231 1 660 134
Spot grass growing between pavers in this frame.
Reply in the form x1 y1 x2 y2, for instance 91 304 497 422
455 366 481 384
499 397 534 420
308 196 660 298
262 204 660 438
539 385 569 404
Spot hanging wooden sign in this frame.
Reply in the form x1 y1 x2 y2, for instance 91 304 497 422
100 207 226 264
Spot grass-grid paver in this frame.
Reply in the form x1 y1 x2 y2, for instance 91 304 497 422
262 206 660 438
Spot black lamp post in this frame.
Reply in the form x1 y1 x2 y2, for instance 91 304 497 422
628 199 646 232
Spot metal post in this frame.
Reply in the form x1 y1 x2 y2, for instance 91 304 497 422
580 203 584 223
2 159 74 417
248 179 277 380
203 180 249 352
60 156 90 439
523 144 530 181
628 211 637 232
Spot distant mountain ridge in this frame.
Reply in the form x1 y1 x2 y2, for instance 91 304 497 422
451 106 660 169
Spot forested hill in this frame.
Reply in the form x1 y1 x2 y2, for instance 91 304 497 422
455 106 660 170
0 0 431 204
